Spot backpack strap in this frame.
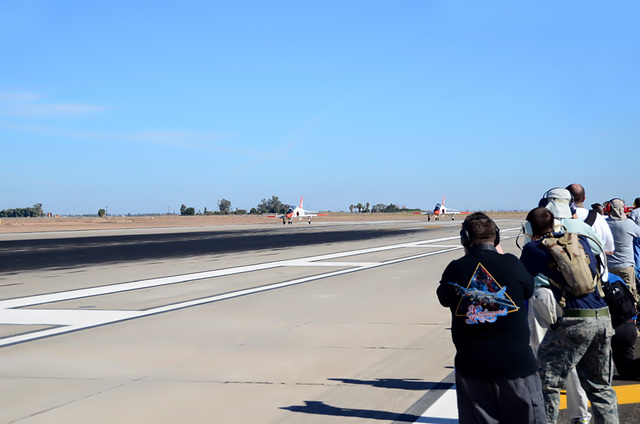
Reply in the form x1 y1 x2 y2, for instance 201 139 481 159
584 209 598 226
547 276 567 309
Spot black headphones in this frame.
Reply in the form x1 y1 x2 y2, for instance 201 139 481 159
538 188 577 216
460 217 500 248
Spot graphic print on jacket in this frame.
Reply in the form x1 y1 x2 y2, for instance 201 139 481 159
450 263 519 324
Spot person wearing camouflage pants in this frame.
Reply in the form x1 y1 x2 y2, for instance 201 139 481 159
521 207 619 424
537 315 618 423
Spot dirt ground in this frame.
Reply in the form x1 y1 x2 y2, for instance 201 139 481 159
0 212 527 234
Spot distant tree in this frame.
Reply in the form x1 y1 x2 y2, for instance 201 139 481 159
257 196 287 214
349 204 354 213
356 203 363 213
0 203 44 218
383 203 400 213
218 198 232 214
180 204 195 216
365 202 370 213
33 203 43 217
98 208 106 217
249 207 259 214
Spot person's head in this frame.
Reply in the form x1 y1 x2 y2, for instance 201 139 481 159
526 207 555 238
460 212 500 248
591 203 604 215
539 188 575 219
565 183 586 204
608 198 627 220
634 197 640 208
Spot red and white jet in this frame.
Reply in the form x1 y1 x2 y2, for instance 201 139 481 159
414 196 469 221
272 196 327 224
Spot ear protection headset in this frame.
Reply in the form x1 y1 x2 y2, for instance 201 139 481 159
515 221 533 250
460 218 500 248
604 198 624 215
538 188 577 216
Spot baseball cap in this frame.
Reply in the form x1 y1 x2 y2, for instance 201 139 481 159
540 188 573 219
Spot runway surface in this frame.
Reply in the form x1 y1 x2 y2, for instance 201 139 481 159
0 219 638 423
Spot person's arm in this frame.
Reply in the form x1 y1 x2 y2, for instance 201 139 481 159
437 263 458 308
597 215 615 254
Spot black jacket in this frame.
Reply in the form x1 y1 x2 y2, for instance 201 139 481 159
437 244 537 379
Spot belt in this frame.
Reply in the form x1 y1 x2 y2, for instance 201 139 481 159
563 307 610 318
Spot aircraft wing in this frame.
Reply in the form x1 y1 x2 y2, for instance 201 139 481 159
413 211 434 215
449 211 471 216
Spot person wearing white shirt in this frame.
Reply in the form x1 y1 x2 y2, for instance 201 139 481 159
566 184 614 254
630 197 640 268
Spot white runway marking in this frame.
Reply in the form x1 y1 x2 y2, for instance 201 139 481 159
0 235 464 347
414 387 459 423
0 229 519 350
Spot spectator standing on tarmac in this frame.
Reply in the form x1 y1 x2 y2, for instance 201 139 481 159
530 188 605 424
437 212 545 424
566 184 615 256
630 197 640 268
606 272 640 380
520 207 619 424
592 203 605 216
606 198 640 303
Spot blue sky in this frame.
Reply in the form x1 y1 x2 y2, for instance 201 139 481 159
1 1 639 215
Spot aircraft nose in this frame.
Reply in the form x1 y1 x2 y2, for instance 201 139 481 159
286 213 293 218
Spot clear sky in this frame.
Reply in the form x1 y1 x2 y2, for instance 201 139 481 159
1 1 639 215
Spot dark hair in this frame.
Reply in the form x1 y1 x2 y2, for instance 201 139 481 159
634 198 640 208
591 203 604 215
526 207 554 237
462 212 498 246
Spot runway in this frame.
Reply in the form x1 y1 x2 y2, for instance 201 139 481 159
0 219 638 423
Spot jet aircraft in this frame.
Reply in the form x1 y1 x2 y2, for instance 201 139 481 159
271 196 326 224
414 196 469 221
448 282 517 310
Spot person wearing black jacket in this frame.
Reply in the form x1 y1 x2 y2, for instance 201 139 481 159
437 212 545 423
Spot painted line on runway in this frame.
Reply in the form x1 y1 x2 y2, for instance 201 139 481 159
414 387 458 423
416 383 640 423
0 234 466 310
0 234 466 347
611 384 640 405
559 383 640 407
0 231 520 348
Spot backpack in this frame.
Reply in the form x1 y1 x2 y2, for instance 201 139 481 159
602 277 637 327
541 232 601 303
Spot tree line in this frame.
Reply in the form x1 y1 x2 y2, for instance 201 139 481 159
349 202 419 213
179 197 419 216
0 199 420 218
0 203 44 218
180 196 290 216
